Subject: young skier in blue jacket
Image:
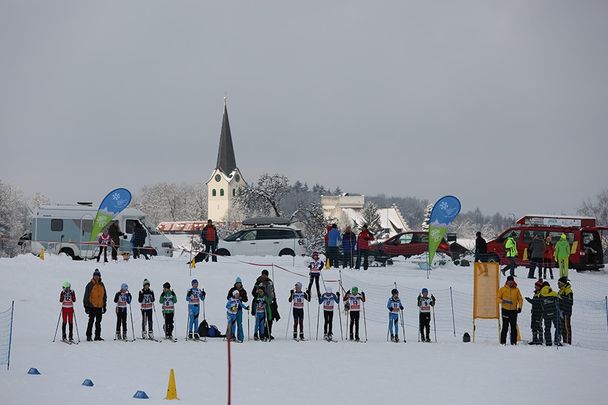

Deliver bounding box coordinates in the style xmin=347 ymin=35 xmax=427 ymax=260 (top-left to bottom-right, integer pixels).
xmin=226 ymin=290 xmax=248 ymax=342
xmin=387 ymin=288 xmax=404 ymax=342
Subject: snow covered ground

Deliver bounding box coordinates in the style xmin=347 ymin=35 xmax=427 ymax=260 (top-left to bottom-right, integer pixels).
xmin=1 ymin=253 xmax=607 ymax=404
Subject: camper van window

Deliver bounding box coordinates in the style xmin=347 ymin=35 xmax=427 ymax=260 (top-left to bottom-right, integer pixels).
xmin=141 ymin=218 xmax=160 ymax=235
xmin=499 ymin=230 xmax=520 ymax=242
xmin=548 ymin=232 xmax=574 ymax=244
xmin=523 ymin=230 xmax=545 ymax=244
xmin=126 ymin=220 xmax=138 ymax=234
xmin=81 ymin=220 xmax=93 ymax=233
xmin=51 ymin=219 xmax=63 ymax=232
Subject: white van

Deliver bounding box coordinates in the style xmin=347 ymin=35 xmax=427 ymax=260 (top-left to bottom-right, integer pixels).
xmin=30 ymin=204 xmax=173 ymax=259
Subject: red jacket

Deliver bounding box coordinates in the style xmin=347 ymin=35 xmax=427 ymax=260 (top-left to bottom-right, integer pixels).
xmin=543 ymin=241 xmax=554 ymax=260
xmin=357 ymin=230 xmax=374 ymax=250
xmin=201 ymin=225 xmax=218 ymax=243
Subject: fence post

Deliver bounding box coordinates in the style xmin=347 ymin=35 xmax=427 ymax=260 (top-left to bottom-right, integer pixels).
xmin=605 ymin=296 xmax=608 ymax=338
xmin=450 ymin=287 xmax=456 ymax=336
xmin=7 ymin=301 xmax=14 ymax=370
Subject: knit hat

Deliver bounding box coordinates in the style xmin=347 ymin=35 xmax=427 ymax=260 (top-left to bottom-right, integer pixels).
xmin=351 ymin=287 xmax=358 ymax=294
xmin=534 ymin=280 xmax=543 ymax=290
xmin=121 ymin=283 xmax=128 ymax=291
xmin=62 ymin=281 xmax=70 ymax=289
xmin=421 ymin=288 xmax=428 ymax=294
xmin=191 ymin=279 xmax=198 ymax=285
xmin=506 ymin=275 xmax=515 ymax=282
xmin=232 ymin=290 xmax=240 ymax=297
xmin=235 ymin=277 xmax=242 ymax=284
xmin=163 ymin=282 xmax=170 ymax=289
xmin=93 ymin=269 xmax=101 ymax=277
xmin=391 ymin=288 xmax=398 ymax=295
xmin=326 ymin=287 xmax=333 ymax=294
xmin=558 ymin=277 xmax=569 ymax=284
xmin=143 ymin=279 xmax=150 ymax=286
xmin=295 ymin=282 xmax=302 ymax=289
xmin=261 ymin=269 xmax=269 ymax=276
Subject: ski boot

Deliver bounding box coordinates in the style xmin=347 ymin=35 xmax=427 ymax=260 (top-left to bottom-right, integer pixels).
xmin=328 ymin=333 xmax=333 ymax=341
xmin=323 ymin=333 xmax=328 ymax=340
xmin=142 ymin=331 xmax=148 ymax=339
xmin=390 ymin=334 xmax=395 ymax=342
xmin=425 ymin=337 xmax=431 ymax=343
xmin=355 ymin=335 xmax=360 ymax=342
xmin=123 ymin=332 xmax=128 ymax=341
xmin=299 ymin=333 xmax=305 ymax=341
xmin=86 ymin=336 xmax=93 ymax=342
xmin=394 ymin=335 xmax=400 ymax=343
xmin=293 ymin=333 xmax=298 ymax=341
xmin=254 ymin=335 xmax=259 ymax=341
xmin=194 ymin=333 xmax=200 ymax=341
xmin=350 ymin=334 xmax=354 ymax=341
xmin=115 ymin=332 xmax=122 ymax=340
xmin=148 ymin=331 xmax=154 ymax=340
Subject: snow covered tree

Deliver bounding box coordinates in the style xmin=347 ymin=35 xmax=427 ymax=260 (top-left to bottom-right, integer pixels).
xmin=359 ymin=202 xmax=382 ymax=234
xmin=0 ymin=181 xmax=29 ymax=257
xmin=421 ymin=203 xmax=433 ymax=230
xmin=291 ymin=202 xmax=326 ymax=254
xmin=234 ymin=173 xmax=290 ymax=217
xmin=133 ymin=182 xmax=207 ymax=225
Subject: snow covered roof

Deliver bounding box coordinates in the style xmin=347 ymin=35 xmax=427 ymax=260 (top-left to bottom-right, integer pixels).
xmin=337 ymin=206 xmax=409 ymax=236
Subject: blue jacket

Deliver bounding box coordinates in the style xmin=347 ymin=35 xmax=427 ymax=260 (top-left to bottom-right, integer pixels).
xmin=387 ymin=297 xmax=404 ymax=313
xmin=342 ymin=232 xmax=357 ymax=253
xmin=327 ymin=228 xmax=341 ymax=248
xmin=226 ymin=298 xmax=247 ymax=315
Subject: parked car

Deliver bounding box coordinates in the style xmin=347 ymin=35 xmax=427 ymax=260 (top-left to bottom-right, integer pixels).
xmin=486 ymin=214 xmax=607 ymax=271
xmin=370 ymin=231 xmax=451 ymax=263
xmin=215 ymin=226 xmax=306 ymax=257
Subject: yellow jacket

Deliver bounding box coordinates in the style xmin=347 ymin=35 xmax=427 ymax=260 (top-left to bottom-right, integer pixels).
xmin=497 ymin=284 xmax=523 ymax=311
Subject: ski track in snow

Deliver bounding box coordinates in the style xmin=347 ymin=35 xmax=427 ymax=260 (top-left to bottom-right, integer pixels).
xmin=1 ymin=254 xmax=607 ymax=405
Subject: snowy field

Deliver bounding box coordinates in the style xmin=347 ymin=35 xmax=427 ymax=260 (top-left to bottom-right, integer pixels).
xmin=1 ymin=253 xmax=608 ymax=405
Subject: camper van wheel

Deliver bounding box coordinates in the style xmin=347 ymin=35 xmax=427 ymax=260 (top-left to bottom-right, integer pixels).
xmin=59 ymin=248 xmax=75 ymax=259
xmin=279 ymin=248 xmax=295 ymax=257
xmin=215 ymin=249 xmax=230 ymax=256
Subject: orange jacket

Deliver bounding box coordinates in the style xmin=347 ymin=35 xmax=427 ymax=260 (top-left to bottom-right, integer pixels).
xmin=84 ymin=278 xmax=107 ymax=309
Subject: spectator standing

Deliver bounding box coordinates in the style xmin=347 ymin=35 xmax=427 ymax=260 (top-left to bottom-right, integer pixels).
xmin=201 ymin=219 xmax=218 ymax=262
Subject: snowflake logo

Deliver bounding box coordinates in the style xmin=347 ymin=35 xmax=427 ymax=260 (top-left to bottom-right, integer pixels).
xmin=430 ymin=228 xmax=442 ymax=241
xmin=439 ymin=201 xmax=449 ymax=211
xmin=112 ymin=193 xmax=122 ymax=201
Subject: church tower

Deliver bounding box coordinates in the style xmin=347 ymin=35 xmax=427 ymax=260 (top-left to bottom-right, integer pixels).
xmin=207 ymin=99 xmax=245 ymax=221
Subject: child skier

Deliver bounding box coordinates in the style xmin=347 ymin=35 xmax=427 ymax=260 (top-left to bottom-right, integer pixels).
xmin=525 ymin=280 xmax=544 ymax=345
xmin=251 ymin=286 xmax=270 ymax=341
xmin=306 ymin=252 xmax=324 ymax=299
xmin=97 ymin=230 xmax=111 ymax=263
xmin=160 ymin=282 xmax=177 ymax=340
xmin=343 ymin=286 xmax=366 ymax=341
xmin=138 ymin=279 xmax=155 ymax=339
xmin=289 ymin=282 xmax=311 ymax=341
xmin=59 ymin=281 xmax=76 ymax=342
xmin=417 ymin=288 xmax=436 ymax=342
xmin=186 ymin=279 xmax=206 ymax=340
xmin=226 ymin=290 xmax=248 ymax=342
xmin=387 ymin=288 xmax=404 ymax=342
xmin=113 ymin=283 xmax=132 ymax=340
xmin=319 ymin=287 xmax=339 ymax=341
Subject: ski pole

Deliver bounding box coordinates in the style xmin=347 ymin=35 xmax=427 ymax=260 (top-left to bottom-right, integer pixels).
xmin=337 ymin=291 xmax=343 ymax=341
xmin=362 ymin=298 xmax=368 ymax=342
xmin=307 ymin=300 xmax=312 ymax=341
xmin=285 ymin=300 xmax=293 ymax=339
xmin=400 ymin=308 xmax=407 ymax=343
xmin=52 ymin=309 xmax=61 ymax=342
xmin=247 ymin=308 xmax=250 ymax=341
xmin=128 ymin=301 xmax=136 ymax=341
xmin=74 ymin=309 xmax=81 ymax=343
xmin=316 ymin=299 xmax=320 ymax=340
xmin=432 ymin=305 xmax=437 ymax=343
xmin=153 ymin=303 xmax=161 ymax=338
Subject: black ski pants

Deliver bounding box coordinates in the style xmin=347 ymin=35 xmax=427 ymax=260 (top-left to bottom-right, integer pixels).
xmin=86 ymin=307 xmax=103 ymax=339
xmin=500 ymin=308 xmax=518 ymax=345
xmin=141 ymin=309 xmax=153 ymax=333
xmin=419 ymin=312 xmax=431 ymax=340
xmin=293 ymin=308 xmax=304 ymax=335
xmin=116 ymin=308 xmax=127 ymax=334
xmin=355 ymin=249 xmax=369 ymax=270
xmin=307 ymin=274 xmax=321 ymax=298
xmin=349 ymin=311 xmax=360 ymax=339
xmin=323 ymin=310 xmax=334 ymax=335
xmin=528 ymin=258 xmax=543 ymax=278
xmin=543 ymin=313 xmax=559 ymax=345
xmin=164 ymin=312 xmax=174 ymax=336
xmin=204 ymin=242 xmax=217 ymax=262
xmin=96 ymin=246 xmax=108 ymax=262
xmin=531 ymin=314 xmax=543 ymax=343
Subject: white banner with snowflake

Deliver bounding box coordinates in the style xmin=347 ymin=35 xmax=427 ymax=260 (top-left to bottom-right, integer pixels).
xmin=428 ymin=195 xmax=461 ymax=266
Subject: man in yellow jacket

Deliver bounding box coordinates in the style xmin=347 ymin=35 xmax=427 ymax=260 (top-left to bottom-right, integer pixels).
xmin=501 ymin=232 xmax=518 ymax=277
xmin=497 ymin=275 xmax=523 ymax=345
xmin=554 ymin=234 xmax=571 ymax=278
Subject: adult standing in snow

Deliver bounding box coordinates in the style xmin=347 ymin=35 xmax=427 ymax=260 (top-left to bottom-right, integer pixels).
xmin=131 ymin=222 xmax=149 ymax=260
xmin=558 ymin=277 xmax=573 ymax=345
xmin=341 ymin=226 xmax=357 ymax=269
xmin=83 ymin=269 xmax=107 ymax=341
xmin=474 ymin=231 xmax=487 ymax=262
xmin=525 ymin=280 xmax=544 ymax=345
xmin=355 ymin=225 xmax=375 ymax=270
xmin=326 ymin=224 xmax=341 ymax=268
xmin=201 ymin=219 xmax=218 ymax=262
xmin=543 ymin=235 xmax=555 ymax=279
xmin=497 ymin=275 xmax=522 ymax=345
xmin=539 ymin=281 xmax=560 ymax=346
xmin=554 ymin=233 xmax=571 ymax=278
xmin=108 ymin=221 xmax=124 ymax=261
xmin=227 ymin=277 xmax=248 ymax=342
xmin=527 ymin=234 xmax=545 ymax=279
xmin=252 ymin=269 xmax=279 ymax=340
xmin=501 ymin=232 xmax=518 ymax=277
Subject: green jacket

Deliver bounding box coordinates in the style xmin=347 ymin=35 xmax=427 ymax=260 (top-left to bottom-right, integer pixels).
xmin=554 ymin=236 xmax=570 ymax=260
xmin=159 ymin=290 xmax=177 ymax=314
xmin=505 ymin=237 xmax=518 ymax=258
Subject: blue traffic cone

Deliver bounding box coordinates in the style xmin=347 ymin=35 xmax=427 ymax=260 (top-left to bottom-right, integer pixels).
xmin=133 ymin=390 xmax=149 ymax=399
xmin=27 ymin=368 xmax=41 ymax=375
xmin=82 ymin=379 xmax=94 ymax=387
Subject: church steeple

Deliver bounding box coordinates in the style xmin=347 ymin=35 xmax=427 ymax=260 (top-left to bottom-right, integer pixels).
xmin=216 ymin=98 xmax=237 ymax=175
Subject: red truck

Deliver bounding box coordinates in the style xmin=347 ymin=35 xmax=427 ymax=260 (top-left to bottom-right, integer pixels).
xmin=486 ymin=215 xmax=607 ymax=271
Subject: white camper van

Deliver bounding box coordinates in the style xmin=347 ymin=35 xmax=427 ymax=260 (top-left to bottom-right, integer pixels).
xmin=30 ymin=203 xmax=173 ymax=259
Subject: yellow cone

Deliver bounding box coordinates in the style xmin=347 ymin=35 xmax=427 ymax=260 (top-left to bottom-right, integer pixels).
xmin=191 ymin=259 xmax=196 ymax=269
xmin=325 ymin=258 xmax=330 ymax=269
xmin=38 ymin=248 xmax=45 ymax=260
xmin=523 ymin=248 xmax=528 ymax=262
xmin=165 ymin=368 xmax=179 ymax=400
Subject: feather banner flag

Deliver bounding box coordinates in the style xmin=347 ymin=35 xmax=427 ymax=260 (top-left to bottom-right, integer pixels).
xmin=89 ymin=188 xmax=132 ymax=242
xmin=427 ymin=195 xmax=461 ymax=270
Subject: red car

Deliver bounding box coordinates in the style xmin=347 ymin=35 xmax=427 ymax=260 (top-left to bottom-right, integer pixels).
xmin=371 ymin=231 xmax=451 ymax=262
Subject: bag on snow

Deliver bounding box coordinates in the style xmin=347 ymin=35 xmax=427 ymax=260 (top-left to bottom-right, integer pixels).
xmin=207 ymin=324 xmax=224 ymax=338
xmin=463 ymin=332 xmax=471 ymax=343
xmin=198 ymin=320 xmax=209 ymax=338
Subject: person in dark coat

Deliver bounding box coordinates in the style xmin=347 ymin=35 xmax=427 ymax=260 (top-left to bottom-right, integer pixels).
xmin=107 ymin=221 xmax=124 ymax=261
xmin=539 ymin=282 xmax=561 ymax=346
xmin=341 ymin=226 xmax=357 ymax=269
xmin=558 ymin=277 xmax=573 ymax=345
xmin=251 ymin=269 xmax=280 ymax=340
xmin=131 ymin=222 xmax=149 ymax=260
xmin=201 ymin=219 xmax=218 ymax=262
xmin=525 ymin=279 xmax=544 ymax=345
xmin=474 ymin=231 xmax=487 ymax=262
xmin=83 ymin=269 xmax=107 ymax=341
xmin=527 ymin=234 xmax=545 ymax=278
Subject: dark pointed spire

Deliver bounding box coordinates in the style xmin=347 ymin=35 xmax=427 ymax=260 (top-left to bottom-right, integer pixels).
xmin=216 ymin=98 xmax=237 ymax=175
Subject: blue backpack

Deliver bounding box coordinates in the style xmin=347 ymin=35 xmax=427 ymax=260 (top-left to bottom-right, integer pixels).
xmin=207 ymin=324 xmax=223 ymax=338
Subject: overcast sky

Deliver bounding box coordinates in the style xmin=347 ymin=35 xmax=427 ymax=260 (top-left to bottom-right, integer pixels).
xmin=1 ymin=0 xmax=606 ymax=216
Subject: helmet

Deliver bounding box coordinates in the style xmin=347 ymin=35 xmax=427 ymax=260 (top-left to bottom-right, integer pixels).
xmin=391 ymin=288 xmax=398 ymax=295
xmin=163 ymin=282 xmax=170 ymax=289
xmin=191 ymin=279 xmax=198 ymax=285
xmin=421 ymin=288 xmax=428 ymax=294
xmin=121 ymin=283 xmax=128 ymax=291
xmin=62 ymin=281 xmax=70 ymax=289
xmin=295 ymin=282 xmax=302 ymax=289
xmin=351 ymin=287 xmax=358 ymax=294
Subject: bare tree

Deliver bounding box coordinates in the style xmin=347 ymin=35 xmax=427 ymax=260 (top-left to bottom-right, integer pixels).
xmin=291 ymin=202 xmax=326 ymax=254
xmin=234 ymin=173 xmax=290 ymax=217
xmin=359 ymin=202 xmax=382 ymax=234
